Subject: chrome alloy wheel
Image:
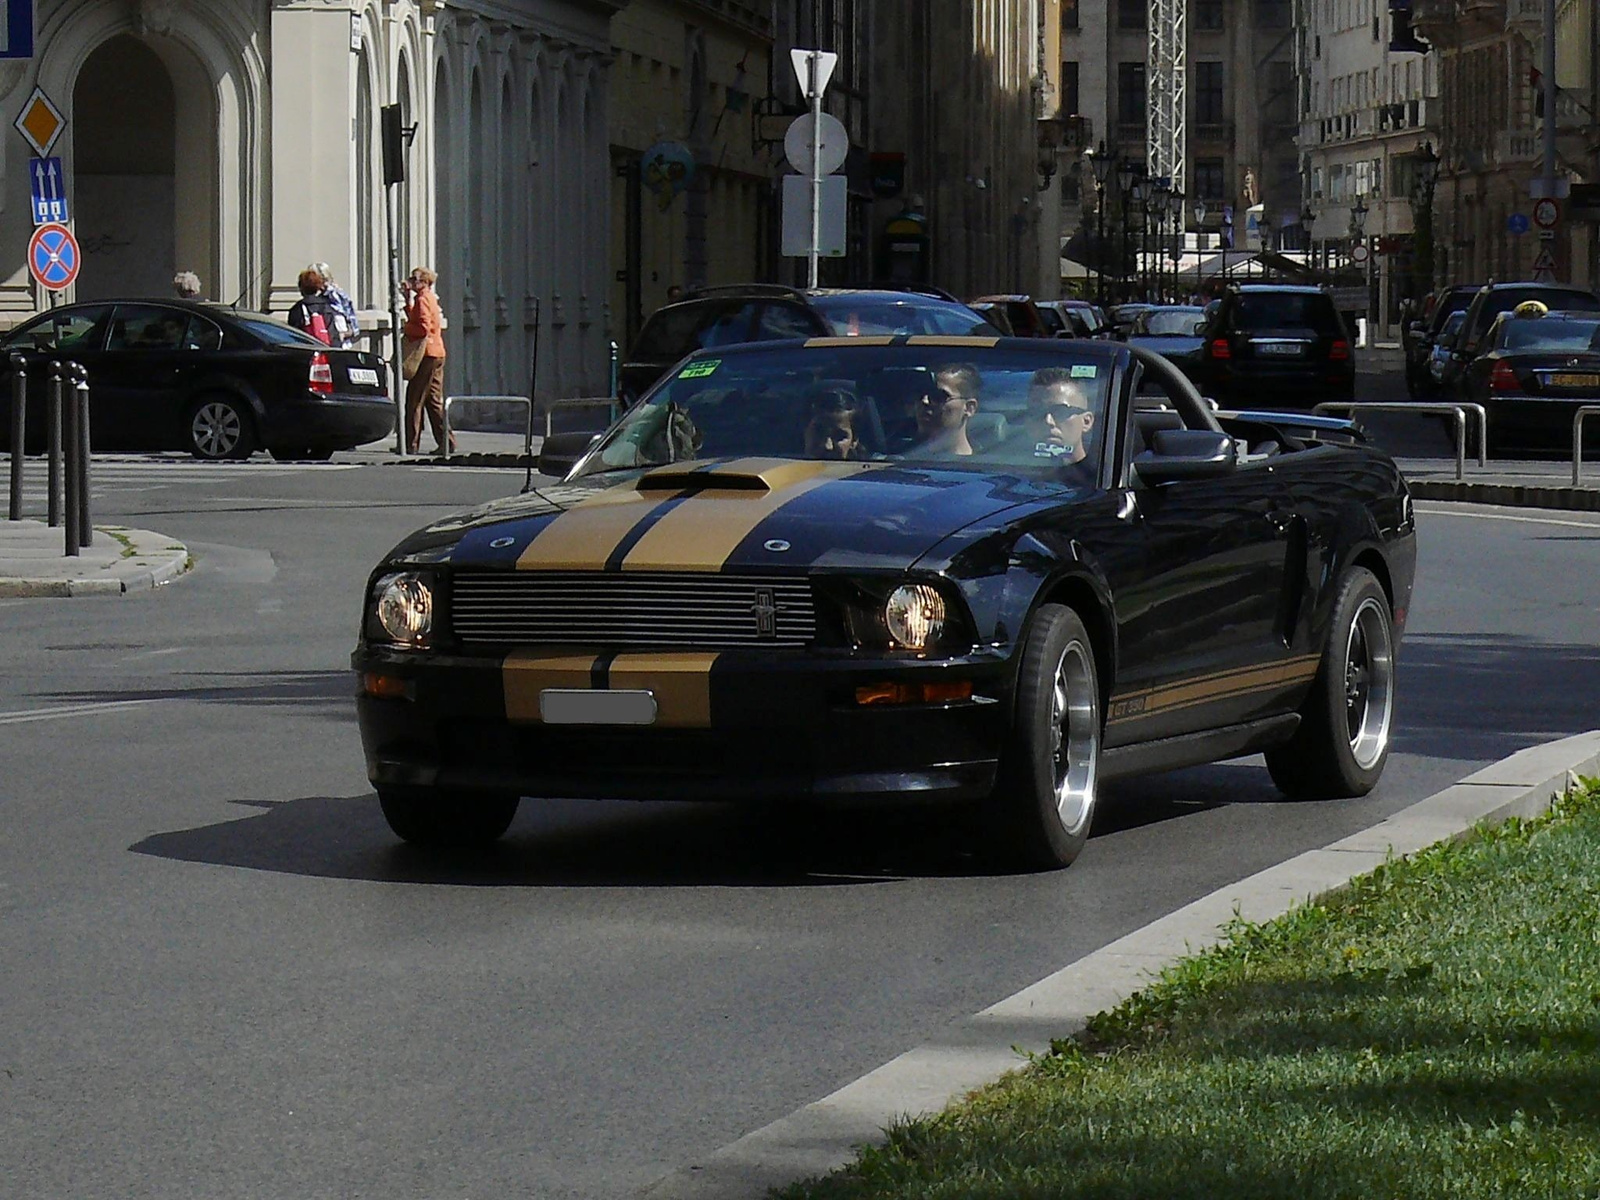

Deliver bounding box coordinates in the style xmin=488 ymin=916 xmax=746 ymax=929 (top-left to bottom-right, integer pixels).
xmin=1344 ymin=595 xmax=1395 ymax=770
xmin=1048 ymin=641 xmax=1099 ymax=836
xmin=192 ymin=402 xmax=242 ymax=457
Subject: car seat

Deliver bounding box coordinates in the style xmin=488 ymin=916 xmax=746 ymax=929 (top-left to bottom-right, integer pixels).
xmin=967 ymin=412 xmax=1010 ymax=454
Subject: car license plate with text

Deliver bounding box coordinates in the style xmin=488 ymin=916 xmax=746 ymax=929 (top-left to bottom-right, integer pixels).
xmin=349 ymin=367 xmax=381 ymax=387
xmin=1549 ymin=372 xmax=1600 ymax=389
xmin=540 ymin=689 xmax=657 ymax=726
xmin=1256 ymin=342 xmax=1303 ymax=356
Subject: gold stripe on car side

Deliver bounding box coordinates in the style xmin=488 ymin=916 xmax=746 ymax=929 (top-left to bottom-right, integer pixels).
xmin=608 ymin=652 xmax=721 ymax=728
xmin=905 ymin=335 xmax=1001 ymax=348
xmin=515 ymin=481 xmax=683 ymax=570
xmin=621 ymin=460 xmax=868 ymax=571
xmin=502 ymin=649 xmax=599 ymax=723
xmin=1106 ymin=654 xmax=1321 ymax=724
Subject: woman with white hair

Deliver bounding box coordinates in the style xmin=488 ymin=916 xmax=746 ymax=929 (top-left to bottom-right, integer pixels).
xmin=309 ymin=261 xmax=359 ymax=349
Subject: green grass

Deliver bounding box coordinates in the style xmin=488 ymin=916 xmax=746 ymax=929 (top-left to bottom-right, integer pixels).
xmin=775 ymin=779 xmax=1600 ymax=1200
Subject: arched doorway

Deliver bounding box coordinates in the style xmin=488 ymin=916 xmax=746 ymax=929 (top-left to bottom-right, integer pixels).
xmin=73 ymin=34 xmax=218 ymax=301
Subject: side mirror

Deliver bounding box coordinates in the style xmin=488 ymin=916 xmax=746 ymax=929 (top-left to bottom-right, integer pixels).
xmin=1133 ymin=429 xmax=1238 ymax=484
xmin=537 ymin=430 xmax=601 ymax=479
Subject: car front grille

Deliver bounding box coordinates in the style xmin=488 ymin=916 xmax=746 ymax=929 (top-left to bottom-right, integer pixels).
xmin=448 ymin=570 xmax=817 ymax=648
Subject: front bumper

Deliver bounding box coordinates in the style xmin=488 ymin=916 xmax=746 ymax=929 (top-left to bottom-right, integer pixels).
xmin=352 ymin=644 xmax=1013 ymax=804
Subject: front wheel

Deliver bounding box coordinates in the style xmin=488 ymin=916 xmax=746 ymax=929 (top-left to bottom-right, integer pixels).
xmin=187 ymin=395 xmax=257 ymax=460
xmin=1266 ymin=567 xmax=1395 ymax=800
xmin=992 ymin=604 xmax=1102 ymax=870
xmin=377 ymin=787 xmax=520 ymax=848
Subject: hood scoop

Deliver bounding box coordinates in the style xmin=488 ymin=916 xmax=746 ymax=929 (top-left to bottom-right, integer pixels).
xmin=635 ymin=459 xmax=845 ymax=494
xmin=636 ymin=469 xmax=771 ymax=493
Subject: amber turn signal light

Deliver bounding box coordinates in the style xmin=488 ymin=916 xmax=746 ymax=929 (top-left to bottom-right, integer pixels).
xmin=854 ymin=680 xmax=973 ymax=706
xmin=361 ymin=672 xmax=413 ymax=700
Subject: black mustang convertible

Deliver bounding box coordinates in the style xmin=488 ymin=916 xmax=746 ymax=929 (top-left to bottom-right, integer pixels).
xmin=354 ymin=337 xmax=1416 ymax=869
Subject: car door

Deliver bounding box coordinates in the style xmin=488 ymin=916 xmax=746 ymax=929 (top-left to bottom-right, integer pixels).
xmin=94 ymin=304 xmax=205 ymax=449
xmin=1101 ymin=379 xmax=1305 ymax=744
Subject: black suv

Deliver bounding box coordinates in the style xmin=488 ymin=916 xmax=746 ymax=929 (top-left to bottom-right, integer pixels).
xmin=1440 ymin=282 xmax=1600 ymax=404
xmin=1195 ymin=284 xmax=1355 ymax=407
xmin=618 ymin=285 xmax=992 ymax=401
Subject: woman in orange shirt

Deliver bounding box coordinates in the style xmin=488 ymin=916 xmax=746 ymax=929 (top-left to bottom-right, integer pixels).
xmin=402 ymin=266 xmax=453 ymax=454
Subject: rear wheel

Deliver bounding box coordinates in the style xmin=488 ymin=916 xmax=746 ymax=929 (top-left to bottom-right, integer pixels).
xmin=377 ymin=786 xmax=520 ymax=848
xmin=1266 ymin=567 xmax=1395 ymax=800
xmin=187 ymin=395 xmax=257 ymax=460
xmin=991 ymin=604 xmax=1102 ymax=870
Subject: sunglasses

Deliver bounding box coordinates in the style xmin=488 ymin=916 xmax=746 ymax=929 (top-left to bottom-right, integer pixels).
xmin=1030 ymin=402 xmax=1089 ymax=419
xmin=918 ymin=388 xmax=970 ymax=406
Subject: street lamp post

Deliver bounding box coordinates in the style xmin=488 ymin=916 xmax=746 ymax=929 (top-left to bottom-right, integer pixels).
xmin=1411 ymin=140 xmax=1440 ymax=293
xmin=1150 ymin=176 xmax=1170 ymax=301
xmin=1350 ymin=195 xmax=1370 ymax=345
xmin=1193 ymin=198 xmax=1208 ymax=292
xmin=1169 ymin=188 xmax=1185 ymax=300
xmin=1302 ymin=204 xmax=1317 ymax=284
xmin=1117 ymin=158 xmax=1137 ymax=304
xmin=1088 ymin=141 xmax=1112 ymax=308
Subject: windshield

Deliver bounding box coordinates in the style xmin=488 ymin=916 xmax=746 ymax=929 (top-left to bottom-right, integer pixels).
xmin=1497 ymin=319 xmax=1600 ymax=353
xmin=1136 ymin=308 xmax=1205 ymax=336
xmin=808 ymin=296 xmax=989 ymax=337
xmin=239 ymin=318 xmax=323 ymax=346
xmin=1232 ymin=293 xmax=1344 ymax=335
xmin=575 ymin=345 xmax=1114 ymax=480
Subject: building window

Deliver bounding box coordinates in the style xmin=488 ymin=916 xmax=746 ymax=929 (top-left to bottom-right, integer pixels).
xmin=1062 ymin=0 xmax=1079 ymax=29
xmin=1194 ymin=159 xmax=1225 ymax=201
xmin=1118 ymin=0 xmax=1146 ymax=29
xmin=1118 ymin=62 xmax=1146 ymax=128
xmin=1256 ymin=0 xmax=1290 ymax=27
xmin=1063 ymin=61 xmax=1080 ymax=116
xmin=1195 ymin=61 xmax=1224 ymax=126
xmin=1196 ymin=0 xmax=1224 ymax=29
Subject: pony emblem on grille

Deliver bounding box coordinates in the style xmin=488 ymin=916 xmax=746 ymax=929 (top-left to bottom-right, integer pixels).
xmin=752 ymin=588 xmax=779 ymax=639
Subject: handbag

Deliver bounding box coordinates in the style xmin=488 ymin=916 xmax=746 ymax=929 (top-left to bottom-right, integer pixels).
xmin=401 ymin=335 xmax=427 ymax=380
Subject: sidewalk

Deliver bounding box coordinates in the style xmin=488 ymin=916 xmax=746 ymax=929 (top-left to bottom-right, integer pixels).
xmin=0 ymin=519 xmax=191 ymax=598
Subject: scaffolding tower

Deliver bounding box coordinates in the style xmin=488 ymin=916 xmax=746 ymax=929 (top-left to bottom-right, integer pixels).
xmin=1146 ymin=0 xmax=1186 ymax=197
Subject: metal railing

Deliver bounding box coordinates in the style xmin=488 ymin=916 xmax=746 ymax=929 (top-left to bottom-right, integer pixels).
xmin=1574 ymin=406 xmax=1600 ymax=486
xmin=1312 ymin=401 xmax=1487 ymax=481
xmin=441 ymin=395 xmax=535 ymax=462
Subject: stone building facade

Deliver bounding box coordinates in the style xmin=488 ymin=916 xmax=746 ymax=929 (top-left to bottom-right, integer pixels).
xmin=1296 ymin=0 xmax=1438 ymax=332
xmin=1411 ymin=0 xmax=1593 ymax=287
xmin=0 ymin=0 xmax=621 ymax=402
xmin=1062 ymin=0 xmax=1298 ymax=272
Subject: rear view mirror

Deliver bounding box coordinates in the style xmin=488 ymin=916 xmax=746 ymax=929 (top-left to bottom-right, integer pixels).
xmin=1133 ymin=429 xmax=1238 ymax=484
xmin=537 ymin=431 xmax=601 ymax=479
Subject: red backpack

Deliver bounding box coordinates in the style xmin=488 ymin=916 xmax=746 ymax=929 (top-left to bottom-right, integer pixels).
xmin=306 ymin=309 xmax=333 ymax=346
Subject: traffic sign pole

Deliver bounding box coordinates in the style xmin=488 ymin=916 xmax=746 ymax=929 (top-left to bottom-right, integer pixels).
xmin=809 ymin=60 xmax=822 ymax=287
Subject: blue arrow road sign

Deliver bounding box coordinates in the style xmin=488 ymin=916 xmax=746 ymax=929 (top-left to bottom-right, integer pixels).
xmin=28 ymin=156 xmax=67 ymax=226
xmin=0 ymin=0 xmax=35 ymax=60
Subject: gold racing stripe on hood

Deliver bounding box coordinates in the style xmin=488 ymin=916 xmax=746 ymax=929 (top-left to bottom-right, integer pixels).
xmin=620 ymin=459 xmax=870 ymax=571
xmin=515 ymin=478 xmax=683 ymax=570
xmin=503 ymin=649 xmax=599 ymax=723
xmin=608 ymin=652 xmax=720 ymax=727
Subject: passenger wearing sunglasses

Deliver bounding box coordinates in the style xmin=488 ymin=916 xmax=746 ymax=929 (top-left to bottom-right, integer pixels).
xmin=912 ymin=362 xmax=981 ymax=456
xmin=1024 ymin=367 xmax=1097 ymax=470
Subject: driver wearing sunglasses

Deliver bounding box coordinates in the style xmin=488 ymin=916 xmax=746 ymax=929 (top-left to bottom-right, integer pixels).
xmin=1025 ymin=367 xmax=1097 ymax=467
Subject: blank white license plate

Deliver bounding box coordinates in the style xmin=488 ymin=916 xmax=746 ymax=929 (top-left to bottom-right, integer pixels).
xmin=540 ymin=688 xmax=657 ymax=726
xmin=349 ymin=367 xmax=381 ymax=386
xmin=1256 ymin=343 xmax=1303 ymax=356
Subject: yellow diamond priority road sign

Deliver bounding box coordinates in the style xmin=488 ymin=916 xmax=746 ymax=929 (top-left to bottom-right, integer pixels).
xmin=13 ymin=86 xmax=64 ymax=159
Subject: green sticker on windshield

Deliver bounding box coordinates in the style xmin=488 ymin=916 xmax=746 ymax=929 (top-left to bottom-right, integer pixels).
xmin=1070 ymin=364 xmax=1097 ymax=378
xmin=678 ymin=359 xmax=722 ymax=379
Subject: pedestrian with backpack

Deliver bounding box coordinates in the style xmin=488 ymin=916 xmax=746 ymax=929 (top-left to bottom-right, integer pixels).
xmin=288 ymin=267 xmax=339 ymax=346
xmin=311 ymin=261 xmax=360 ymax=349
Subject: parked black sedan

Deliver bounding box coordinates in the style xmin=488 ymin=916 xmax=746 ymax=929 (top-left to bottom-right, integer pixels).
xmin=0 ymin=299 xmax=393 ymax=460
xmin=353 ymin=337 xmax=1416 ymax=870
xmin=1457 ymin=311 xmax=1600 ymax=456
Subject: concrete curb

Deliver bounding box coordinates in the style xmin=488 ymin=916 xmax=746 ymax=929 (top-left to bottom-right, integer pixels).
xmin=0 ymin=525 xmax=192 ymax=598
xmin=1409 ymin=478 xmax=1600 ymax=512
xmin=640 ymin=730 xmax=1600 ymax=1199
xmin=381 ymin=452 xmax=534 ymax=468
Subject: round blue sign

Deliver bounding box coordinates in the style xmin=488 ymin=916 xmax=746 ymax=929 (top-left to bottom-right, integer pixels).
xmin=1507 ymin=213 xmax=1531 ymax=235
xmin=27 ymin=222 xmax=79 ymax=290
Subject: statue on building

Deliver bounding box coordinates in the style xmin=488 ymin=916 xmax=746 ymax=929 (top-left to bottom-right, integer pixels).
xmin=1241 ymin=167 xmax=1260 ymax=207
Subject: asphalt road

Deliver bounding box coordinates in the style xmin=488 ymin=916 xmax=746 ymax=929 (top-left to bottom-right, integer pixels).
xmin=2 ymin=379 xmax=1598 ymax=1199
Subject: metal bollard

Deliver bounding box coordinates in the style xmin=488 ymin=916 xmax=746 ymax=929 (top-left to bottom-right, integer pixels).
xmin=62 ymin=362 xmax=78 ymax=556
xmin=72 ymin=363 xmax=90 ymax=547
xmin=7 ymin=352 xmax=24 ymax=521
xmin=46 ymin=362 xmax=62 ymax=528
xmin=609 ymin=340 xmax=620 ymax=398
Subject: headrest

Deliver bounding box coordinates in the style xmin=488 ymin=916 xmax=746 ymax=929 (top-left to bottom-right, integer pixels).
xmin=968 ymin=412 xmax=1009 ymax=451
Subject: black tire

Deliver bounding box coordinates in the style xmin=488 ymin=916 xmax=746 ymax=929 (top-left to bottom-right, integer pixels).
xmin=377 ymin=786 xmax=520 ymax=849
xmin=186 ymin=395 xmax=257 ymax=460
xmin=992 ymin=604 xmax=1102 ymax=870
xmin=1266 ymin=567 xmax=1395 ymax=800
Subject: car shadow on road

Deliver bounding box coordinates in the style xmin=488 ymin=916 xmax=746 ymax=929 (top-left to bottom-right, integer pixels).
xmin=39 ymin=670 xmax=355 ymax=716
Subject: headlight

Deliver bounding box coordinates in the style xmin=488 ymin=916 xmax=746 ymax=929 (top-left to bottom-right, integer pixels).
xmin=369 ymin=571 xmax=434 ymax=648
xmin=885 ymin=584 xmax=946 ymax=651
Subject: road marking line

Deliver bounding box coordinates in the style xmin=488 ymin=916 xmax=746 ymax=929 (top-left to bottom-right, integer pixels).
xmin=1414 ymin=504 xmax=1600 ymax=530
xmin=0 ymin=699 xmax=168 ymax=726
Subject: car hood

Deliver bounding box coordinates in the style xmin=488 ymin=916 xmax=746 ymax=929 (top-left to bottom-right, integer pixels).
xmin=387 ymin=458 xmax=1075 ymax=574
xmin=1127 ymin=334 xmax=1204 ymax=358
